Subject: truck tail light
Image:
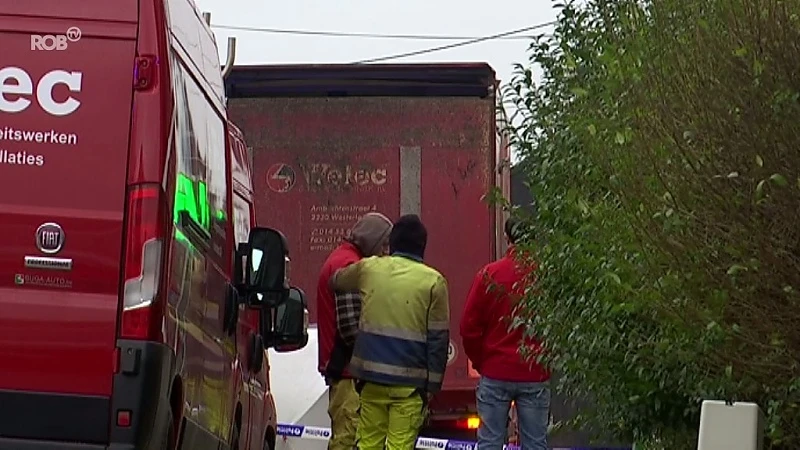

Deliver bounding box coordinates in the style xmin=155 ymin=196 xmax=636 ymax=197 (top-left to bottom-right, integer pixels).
xmin=456 ymin=416 xmax=481 ymax=430
xmin=432 ymin=415 xmax=482 ymax=431
xmin=120 ymin=184 xmax=166 ymax=340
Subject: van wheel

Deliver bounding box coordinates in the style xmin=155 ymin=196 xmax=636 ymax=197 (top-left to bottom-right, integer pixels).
xmin=162 ymin=409 xmax=176 ymax=450
xmin=263 ymin=435 xmax=271 ymax=450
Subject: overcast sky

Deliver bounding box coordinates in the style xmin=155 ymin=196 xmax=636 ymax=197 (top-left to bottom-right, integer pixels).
xmin=195 ymin=0 xmax=557 ymax=88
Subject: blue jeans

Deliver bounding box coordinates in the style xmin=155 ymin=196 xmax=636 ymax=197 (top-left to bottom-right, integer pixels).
xmin=476 ymin=376 xmax=550 ymax=450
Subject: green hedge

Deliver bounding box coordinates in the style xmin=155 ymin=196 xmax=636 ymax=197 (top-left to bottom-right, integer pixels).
xmin=503 ymin=0 xmax=800 ymax=448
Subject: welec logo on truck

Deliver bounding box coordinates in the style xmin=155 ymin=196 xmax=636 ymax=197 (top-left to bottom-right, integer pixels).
xmin=301 ymin=163 xmax=388 ymax=190
xmin=266 ymin=163 xmax=297 ymax=193
xmin=266 ymin=162 xmax=388 ymax=192
xmin=0 ymin=67 xmax=82 ymax=116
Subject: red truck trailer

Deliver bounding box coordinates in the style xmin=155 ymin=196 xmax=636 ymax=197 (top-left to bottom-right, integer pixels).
xmin=225 ymin=63 xmax=510 ymax=441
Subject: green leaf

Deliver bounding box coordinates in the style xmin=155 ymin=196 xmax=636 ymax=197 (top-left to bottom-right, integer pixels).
xmin=571 ymin=87 xmax=589 ymax=97
xmin=756 ymin=155 xmax=764 ymax=167
xmin=727 ymin=264 xmax=748 ymax=276
xmin=755 ymin=179 xmax=766 ymax=200
xmin=615 ymin=132 xmax=625 ymax=145
xmin=769 ymin=173 xmax=788 ymax=186
xmin=565 ymin=53 xmax=577 ymax=69
xmin=587 ymin=124 xmax=597 ymax=136
xmin=605 ymin=272 xmax=622 ymax=285
xmin=754 ymin=59 xmax=764 ymax=76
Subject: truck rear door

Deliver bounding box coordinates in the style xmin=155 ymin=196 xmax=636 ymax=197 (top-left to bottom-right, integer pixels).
xmin=0 ymin=3 xmax=138 ymax=404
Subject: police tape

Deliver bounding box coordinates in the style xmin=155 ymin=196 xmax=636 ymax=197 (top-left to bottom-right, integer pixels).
xmin=276 ymin=423 xmax=630 ymax=450
xmin=276 ymin=423 xmax=505 ymax=450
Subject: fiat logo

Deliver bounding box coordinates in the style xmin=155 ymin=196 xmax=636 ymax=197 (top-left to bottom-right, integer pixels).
xmin=36 ymin=222 xmax=65 ymax=254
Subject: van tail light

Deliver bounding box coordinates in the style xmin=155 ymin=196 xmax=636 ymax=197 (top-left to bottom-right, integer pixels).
xmin=120 ymin=184 xmax=166 ymax=340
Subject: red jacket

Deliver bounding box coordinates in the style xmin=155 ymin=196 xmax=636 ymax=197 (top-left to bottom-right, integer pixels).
xmin=459 ymin=246 xmax=550 ymax=382
xmin=317 ymin=242 xmax=361 ymax=378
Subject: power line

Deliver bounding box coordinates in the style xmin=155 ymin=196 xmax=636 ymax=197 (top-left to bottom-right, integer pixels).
xmin=210 ymin=24 xmax=547 ymax=41
xmin=351 ymin=22 xmax=556 ymax=64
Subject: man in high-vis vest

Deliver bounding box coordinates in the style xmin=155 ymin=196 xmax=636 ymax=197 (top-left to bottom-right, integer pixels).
xmin=317 ymin=212 xmax=393 ymax=450
xmin=330 ymin=214 xmax=450 ymax=450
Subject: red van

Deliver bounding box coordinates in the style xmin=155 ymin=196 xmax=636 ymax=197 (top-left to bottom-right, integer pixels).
xmin=0 ymin=1 xmax=307 ymax=449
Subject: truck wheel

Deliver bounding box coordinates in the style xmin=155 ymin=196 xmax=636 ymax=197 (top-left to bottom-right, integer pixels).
xmin=263 ymin=437 xmax=271 ymax=450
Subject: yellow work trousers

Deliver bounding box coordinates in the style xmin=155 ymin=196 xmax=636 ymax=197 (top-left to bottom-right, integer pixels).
xmin=356 ymin=382 xmax=426 ymax=450
xmin=328 ymin=379 xmax=361 ymax=450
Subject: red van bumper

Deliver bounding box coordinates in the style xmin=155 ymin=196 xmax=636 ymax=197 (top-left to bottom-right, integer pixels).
xmin=0 ymin=341 xmax=175 ymax=450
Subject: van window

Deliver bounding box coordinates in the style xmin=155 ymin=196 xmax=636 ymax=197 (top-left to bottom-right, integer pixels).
xmin=233 ymin=193 xmax=252 ymax=246
xmin=172 ymin=56 xmax=229 ymax=265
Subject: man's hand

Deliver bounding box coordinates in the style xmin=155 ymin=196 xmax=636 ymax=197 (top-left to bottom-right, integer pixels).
xmin=330 ymin=261 xmax=363 ymax=292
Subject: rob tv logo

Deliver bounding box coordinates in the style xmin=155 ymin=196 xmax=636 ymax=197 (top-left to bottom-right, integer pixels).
xmin=31 ymin=27 xmax=81 ymax=51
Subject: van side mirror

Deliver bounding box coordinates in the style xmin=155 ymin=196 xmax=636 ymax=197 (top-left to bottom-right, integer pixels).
xmin=239 ymin=227 xmax=289 ymax=307
xmin=271 ymin=286 xmax=309 ymax=352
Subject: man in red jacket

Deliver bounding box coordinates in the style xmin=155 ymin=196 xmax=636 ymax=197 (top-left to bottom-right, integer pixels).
xmin=459 ymin=217 xmax=551 ymax=450
xmin=317 ymin=212 xmax=393 ymax=450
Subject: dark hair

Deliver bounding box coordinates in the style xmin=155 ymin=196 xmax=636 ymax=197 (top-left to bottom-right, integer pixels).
xmin=504 ymin=216 xmax=526 ymax=244
xmin=389 ymin=214 xmax=428 ymax=258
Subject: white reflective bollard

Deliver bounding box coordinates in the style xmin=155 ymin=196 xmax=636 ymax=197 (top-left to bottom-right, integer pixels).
xmin=697 ymin=400 xmax=763 ymax=450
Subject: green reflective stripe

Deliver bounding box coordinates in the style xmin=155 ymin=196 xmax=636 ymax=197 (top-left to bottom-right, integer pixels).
xmin=427 ymin=372 xmax=444 ymax=383
xmin=428 ymin=321 xmax=449 ymax=331
xmin=351 ymin=356 xmax=429 ymax=379
xmin=361 ymin=323 xmax=426 ymax=342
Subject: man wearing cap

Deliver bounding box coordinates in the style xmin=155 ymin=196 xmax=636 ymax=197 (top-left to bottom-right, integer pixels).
xmin=317 ymin=212 xmax=393 ymax=450
xmin=460 ymin=216 xmax=551 ymax=450
xmin=330 ymin=214 xmax=450 ymax=450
